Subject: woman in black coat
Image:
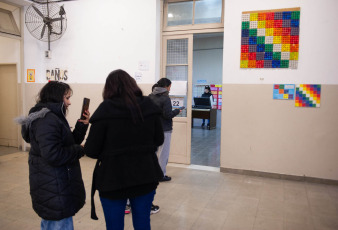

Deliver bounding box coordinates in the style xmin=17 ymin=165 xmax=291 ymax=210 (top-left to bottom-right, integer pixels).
xmin=18 ymin=81 xmax=90 ymax=230
xmin=84 ymin=69 xmax=164 ymax=230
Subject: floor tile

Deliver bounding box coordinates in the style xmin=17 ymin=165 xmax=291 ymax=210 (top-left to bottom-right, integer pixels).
xmin=1 ymin=151 xmax=337 ymax=230
xmin=253 ymin=216 xmax=284 ymax=230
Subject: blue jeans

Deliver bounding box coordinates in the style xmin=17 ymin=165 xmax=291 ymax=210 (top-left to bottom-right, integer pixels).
xmin=202 ymin=119 xmax=210 ymax=125
xmin=100 ymin=190 xmax=155 ymax=230
xmin=41 ymin=217 xmax=73 ymax=230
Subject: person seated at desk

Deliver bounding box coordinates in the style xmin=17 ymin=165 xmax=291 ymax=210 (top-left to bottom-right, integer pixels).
xmin=201 ymin=86 xmax=214 ymax=129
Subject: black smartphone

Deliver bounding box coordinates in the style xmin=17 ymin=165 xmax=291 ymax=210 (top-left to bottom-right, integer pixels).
xmin=80 ymin=98 xmax=90 ymax=120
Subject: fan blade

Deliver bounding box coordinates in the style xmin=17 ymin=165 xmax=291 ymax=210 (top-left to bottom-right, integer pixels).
xmin=50 ymin=17 xmax=63 ymax=22
xmin=32 ymin=5 xmax=46 ymax=20
xmin=41 ymin=24 xmax=46 ymax=39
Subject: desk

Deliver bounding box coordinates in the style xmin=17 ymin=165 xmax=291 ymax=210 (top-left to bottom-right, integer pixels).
xmin=191 ymin=108 xmax=217 ymax=130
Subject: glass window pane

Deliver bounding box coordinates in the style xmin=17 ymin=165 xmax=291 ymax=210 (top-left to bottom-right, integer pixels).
xmin=0 ymin=10 xmax=20 ymax=36
xmin=166 ymin=66 xmax=188 ymax=81
xmin=194 ymin=0 xmax=222 ymax=24
xmin=167 ymin=66 xmax=188 ymax=117
xmin=167 ymin=39 xmax=188 ymax=65
xmin=167 ymin=1 xmax=193 ymax=26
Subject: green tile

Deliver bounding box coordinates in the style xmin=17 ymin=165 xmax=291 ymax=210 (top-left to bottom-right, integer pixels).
xmin=279 ymin=85 xmax=284 ymax=89
xmin=257 ymin=36 xmax=265 ymax=44
xmin=242 ymin=21 xmax=249 ymax=29
xmin=249 ymin=29 xmax=257 ymax=36
xmin=265 ymin=44 xmax=273 ymax=52
xmin=281 ymin=60 xmax=289 ymax=68
xmin=291 ymin=11 xmax=300 ymax=20
xmin=273 ymin=52 xmax=281 ymax=60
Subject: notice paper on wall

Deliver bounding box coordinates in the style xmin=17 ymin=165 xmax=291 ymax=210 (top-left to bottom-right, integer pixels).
xmin=134 ymin=72 xmax=142 ymax=83
xmin=138 ymin=60 xmax=149 ymax=71
xmin=169 ymin=81 xmax=187 ymax=95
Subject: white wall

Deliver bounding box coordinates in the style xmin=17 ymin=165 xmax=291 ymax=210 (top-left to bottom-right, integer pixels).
xmin=193 ymin=36 xmax=223 ymax=85
xmin=24 ymin=0 xmax=161 ymax=84
xmin=223 ymin=0 xmax=338 ymax=85
xmin=221 ymin=0 xmax=338 ymax=181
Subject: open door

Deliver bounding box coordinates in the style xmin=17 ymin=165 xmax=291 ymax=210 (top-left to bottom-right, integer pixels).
xmin=163 ymin=34 xmax=193 ymax=164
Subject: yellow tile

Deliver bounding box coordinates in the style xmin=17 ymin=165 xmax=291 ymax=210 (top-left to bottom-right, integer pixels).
xmin=258 ymin=21 xmax=265 ymax=28
xmin=282 ymin=44 xmax=290 ymax=52
xmin=240 ymin=60 xmax=248 ymax=68
xmin=290 ymin=52 xmax=299 ymax=60
xmin=250 ymin=13 xmax=258 ymax=21
xmin=265 ymin=28 xmax=274 ymax=36
xmin=273 ymin=36 xmax=282 ymax=44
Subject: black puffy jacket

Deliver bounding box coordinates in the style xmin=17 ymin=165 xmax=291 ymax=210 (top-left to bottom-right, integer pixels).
xmin=149 ymin=87 xmax=180 ymax=131
xmin=20 ymin=102 xmax=88 ymax=220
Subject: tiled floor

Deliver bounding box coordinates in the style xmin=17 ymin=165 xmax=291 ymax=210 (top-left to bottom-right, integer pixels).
xmin=0 ymin=146 xmax=20 ymax=157
xmin=1 ymin=152 xmax=338 ymax=230
xmin=191 ymin=110 xmax=221 ymax=167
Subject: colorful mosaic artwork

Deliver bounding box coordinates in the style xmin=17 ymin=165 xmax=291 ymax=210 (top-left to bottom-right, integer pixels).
xmin=240 ymin=8 xmax=300 ymax=69
xmin=273 ymin=84 xmax=295 ymax=100
xmin=295 ymin=84 xmax=321 ymax=107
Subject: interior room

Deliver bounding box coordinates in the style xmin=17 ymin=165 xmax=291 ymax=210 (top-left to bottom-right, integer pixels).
xmin=191 ymin=33 xmax=223 ymax=167
xmin=1 ymin=0 xmax=338 ymax=229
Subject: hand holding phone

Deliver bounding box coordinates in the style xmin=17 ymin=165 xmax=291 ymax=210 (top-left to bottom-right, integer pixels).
xmin=80 ymin=98 xmax=90 ymax=120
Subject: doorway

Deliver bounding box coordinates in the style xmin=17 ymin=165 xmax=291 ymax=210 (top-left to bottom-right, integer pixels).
xmin=191 ymin=33 xmax=223 ymax=167
xmin=0 ymin=64 xmax=18 ymax=148
xmin=162 ymin=0 xmax=224 ymax=167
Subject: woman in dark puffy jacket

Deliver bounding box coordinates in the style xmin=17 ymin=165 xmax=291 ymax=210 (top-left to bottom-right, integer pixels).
xmin=18 ymin=81 xmax=90 ymax=230
xmin=84 ymin=69 xmax=164 ymax=230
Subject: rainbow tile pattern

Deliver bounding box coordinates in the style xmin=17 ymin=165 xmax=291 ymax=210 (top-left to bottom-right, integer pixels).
xmin=273 ymin=84 xmax=295 ymax=100
xmin=240 ymin=10 xmax=300 ymax=69
xmin=295 ymin=84 xmax=321 ymax=107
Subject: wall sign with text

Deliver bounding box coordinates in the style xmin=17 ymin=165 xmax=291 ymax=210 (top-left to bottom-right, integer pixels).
xmin=46 ymin=68 xmax=68 ymax=81
xmin=170 ymin=97 xmax=184 ymax=108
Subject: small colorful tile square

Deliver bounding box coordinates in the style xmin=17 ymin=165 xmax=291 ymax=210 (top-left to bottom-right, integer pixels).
xmin=240 ymin=8 xmax=300 ymax=69
xmin=273 ymin=84 xmax=295 ymax=100
xmin=295 ymin=84 xmax=321 ymax=108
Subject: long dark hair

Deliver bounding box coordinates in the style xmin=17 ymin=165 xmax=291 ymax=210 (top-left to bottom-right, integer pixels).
xmin=103 ymin=69 xmax=143 ymax=123
xmin=37 ymin=81 xmax=72 ymax=114
xmin=37 ymin=81 xmax=72 ymax=104
xmin=157 ymin=78 xmax=171 ymax=88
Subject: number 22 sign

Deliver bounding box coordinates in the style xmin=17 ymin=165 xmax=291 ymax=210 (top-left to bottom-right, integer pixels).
xmin=170 ymin=97 xmax=184 ymax=108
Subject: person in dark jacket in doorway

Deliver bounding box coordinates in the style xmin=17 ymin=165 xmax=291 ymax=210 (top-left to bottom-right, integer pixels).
xmin=84 ymin=69 xmax=164 ymax=230
xmin=149 ymin=78 xmax=180 ymax=182
xmin=201 ymin=85 xmax=214 ymax=129
xmin=16 ymin=81 xmax=90 ymax=230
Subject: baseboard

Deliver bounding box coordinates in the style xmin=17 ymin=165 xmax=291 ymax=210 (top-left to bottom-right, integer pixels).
xmin=220 ymin=167 xmax=338 ymax=186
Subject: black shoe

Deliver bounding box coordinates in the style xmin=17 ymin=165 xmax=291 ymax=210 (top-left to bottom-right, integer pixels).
xmin=151 ymin=204 xmax=160 ymax=214
xmin=160 ymin=175 xmax=171 ymax=182
xmin=201 ymin=123 xmax=205 ymax=127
